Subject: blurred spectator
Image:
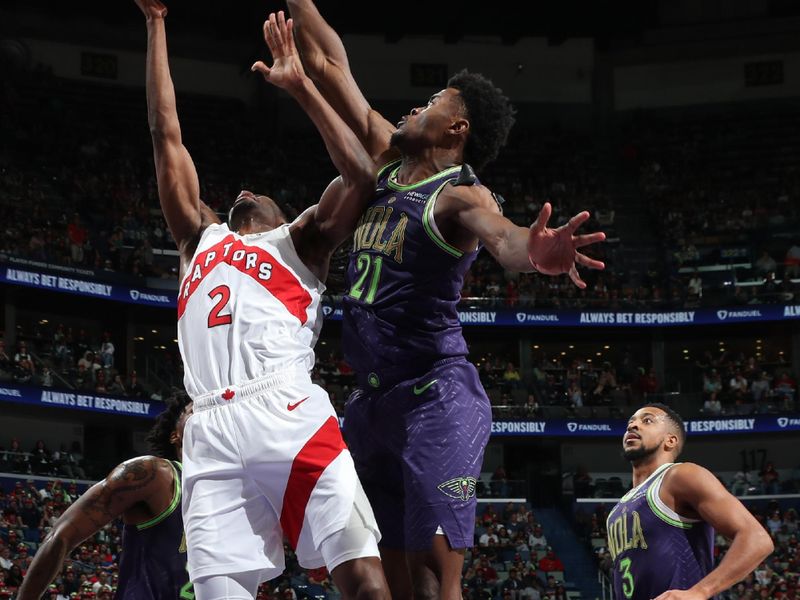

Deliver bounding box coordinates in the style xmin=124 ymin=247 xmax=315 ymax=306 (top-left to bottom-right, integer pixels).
xmin=0 ymin=342 xmax=12 ymax=378
xmin=67 ymin=214 xmax=87 ymax=265
xmin=761 ymin=463 xmax=780 ymax=495
xmin=30 ymin=441 xmax=52 ymax=475
xmin=528 ymin=525 xmax=548 ymax=550
xmin=538 ymin=548 xmax=564 ymax=573
xmin=755 ymin=251 xmax=777 ymax=276
xmin=13 ymin=342 xmax=35 ymax=384
xmin=638 ymin=368 xmax=659 ymax=396
xmin=99 ymin=333 xmax=114 ymax=369
xmin=785 ymin=244 xmax=800 ymax=279
xmin=688 ymin=271 xmax=703 ymax=301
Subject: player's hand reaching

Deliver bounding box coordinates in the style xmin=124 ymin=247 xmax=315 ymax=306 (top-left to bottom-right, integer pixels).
xmin=251 ymin=11 xmax=307 ymax=95
xmin=134 ymin=0 xmax=167 ymax=20
xmin=526 ymin=201 xmax=606 ymax=289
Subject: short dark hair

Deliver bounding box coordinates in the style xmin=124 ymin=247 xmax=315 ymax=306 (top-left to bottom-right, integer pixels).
xmin=145 ymin=394 xmax=190 ymax=461
xmin=642 ymin=402 xmax=686 ymax=455
xmin=447 ymin=69 xmax=516 ymax=171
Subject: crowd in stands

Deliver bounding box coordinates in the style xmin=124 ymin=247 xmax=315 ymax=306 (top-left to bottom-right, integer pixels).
xmin=628 ymin=106 xmax=800 ymax=309
xmin=463 ymin=502 xmax=571 ymax=600
xmin=0 ymin=441 xmax=86 ymax=480
xmin=3 ymin=311 xmax=797 ymax=423
xmin=698 ymin=350 xmax=797 ymax=416
xmin=0 ymin=324 xmax=151 ymax=402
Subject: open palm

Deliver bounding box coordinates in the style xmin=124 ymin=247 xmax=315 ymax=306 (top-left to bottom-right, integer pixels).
xmin=251 ymin=11 xmax=305 ymax=93
xmin=527 ymin=202 xmax=606 ymax=289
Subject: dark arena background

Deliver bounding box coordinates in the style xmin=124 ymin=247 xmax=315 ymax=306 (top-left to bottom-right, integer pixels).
xmin=1 ymin=0 xmax=800 ymax=599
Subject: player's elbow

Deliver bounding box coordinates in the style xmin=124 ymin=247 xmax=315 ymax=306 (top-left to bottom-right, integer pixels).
xmin=40 ymin=526 xmax=71 ymax=558
xmin=340 ymin=159 xmax=376 ymax=197
xmin=149 ymin=123 xmax=181 ymax=147
xmin=755 ymin=528 xmax=775 ymax=559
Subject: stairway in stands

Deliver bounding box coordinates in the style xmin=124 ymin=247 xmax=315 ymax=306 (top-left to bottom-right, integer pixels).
xmin=537 ymin=507 xmax=603 ymax=599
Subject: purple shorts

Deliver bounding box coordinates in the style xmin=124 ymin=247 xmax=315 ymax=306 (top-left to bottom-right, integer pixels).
xmin=343 ymin=358 xmax=491 ymax=551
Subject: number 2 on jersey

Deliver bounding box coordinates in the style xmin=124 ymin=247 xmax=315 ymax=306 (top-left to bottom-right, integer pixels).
xmin=207 ymin=285 xmax=232 ymax=328
xmin=348 ymin=253 xmax=383 ymax=304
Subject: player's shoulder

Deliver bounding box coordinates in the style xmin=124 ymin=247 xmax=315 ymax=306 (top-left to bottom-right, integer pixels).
xmin=663 ymin=462 xmax=721 ymax=494
xmin=439 ymin=180 xmax=500 ymax=213
xmin=104 ymin=455 xmax=174 ymax=490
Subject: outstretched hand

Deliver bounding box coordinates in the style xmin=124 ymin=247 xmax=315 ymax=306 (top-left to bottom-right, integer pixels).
xmin=134 ymin=0 xmax=167 ymax=20
xmin=526 ymin=202 xmax=606 ymax=289
xmin=251 ymin=11 xmax=307 ymax=94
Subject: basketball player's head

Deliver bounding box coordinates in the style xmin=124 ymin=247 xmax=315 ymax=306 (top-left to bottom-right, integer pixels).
xmin=623 ymin=403 xmax=686 ymax=464
xmin=146 ymin=394 xmax=193 ymax=462
xmin=391 ymin=69 xmax=516 ymax=171
xmin=227 ymin=190 xmax=288 ymax=233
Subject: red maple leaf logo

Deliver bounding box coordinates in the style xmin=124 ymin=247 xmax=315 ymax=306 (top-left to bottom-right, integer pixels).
xmin=221 ymin=389 xmax=235 ymax=401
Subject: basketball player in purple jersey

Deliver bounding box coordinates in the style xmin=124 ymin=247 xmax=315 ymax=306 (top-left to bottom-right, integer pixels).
xmin=17 ymin=398 xmax=194 ymax=600
xmin=609 ymin=404 xmax=773 ymax=600
xmin=286 ymin=3 xmax=607 ymax=598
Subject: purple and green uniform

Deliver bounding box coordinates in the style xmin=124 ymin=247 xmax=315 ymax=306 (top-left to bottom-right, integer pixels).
xmin=116 ymin=461 xmax=192 ymax=600
xmin=342 ymin=160 xmax=493 ymax=551
xmin=606 ymin=463 xmax=715 ymax=600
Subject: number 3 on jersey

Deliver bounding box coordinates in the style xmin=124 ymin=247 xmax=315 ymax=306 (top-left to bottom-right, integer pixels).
xmin=349 ymin=253 xmax=383 ymax=304
xmin=619 ymin=557 xmax=635 ymax=599
xmin=207 ymin=285 xmax=232 ymax=328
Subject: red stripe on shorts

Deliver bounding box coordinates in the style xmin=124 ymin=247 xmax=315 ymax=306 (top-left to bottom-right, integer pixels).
xmin=280 ymin=416 xmax=347 ymax=549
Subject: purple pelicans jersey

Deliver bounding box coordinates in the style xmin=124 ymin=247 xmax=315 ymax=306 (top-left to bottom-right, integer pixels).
xmin=343 ymin=160 xmax=482 ymax=386
xmin=116 ymin=461 xmax=192 ymax=600
xmin=341 ymin=160 xmax=495 ymax=551
xmin=606 ymin=463 xmax=715 ymax=600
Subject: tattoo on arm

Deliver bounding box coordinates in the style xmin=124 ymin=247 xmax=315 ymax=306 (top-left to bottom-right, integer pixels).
xmin=79 ymin=458 xmax=158 ymax=528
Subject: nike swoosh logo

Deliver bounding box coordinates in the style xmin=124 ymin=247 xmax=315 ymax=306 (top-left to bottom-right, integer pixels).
xmin=412 ymin=379 xmax=438 ymax=395
xmin=287 ymin=397 xmax=309 ymax=411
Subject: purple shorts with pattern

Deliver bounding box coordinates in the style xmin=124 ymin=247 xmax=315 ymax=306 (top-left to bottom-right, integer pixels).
xmin=343 ymin=358 xmax=491 ymax=551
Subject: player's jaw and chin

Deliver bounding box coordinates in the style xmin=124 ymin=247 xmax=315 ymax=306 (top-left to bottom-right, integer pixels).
xmin=622 ymin=437 xmax=660 ymax=462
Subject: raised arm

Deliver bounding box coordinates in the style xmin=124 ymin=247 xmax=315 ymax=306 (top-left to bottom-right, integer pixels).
xmin=252 ymin=12 xmax=375 ymax=255
xmin=16 ymin=457 xmax=173 ymax=600
xmin=136 ymin=0 xmax=210 ymax=268
xmin=656 ymin=463 xmax=775 ymax=600
xmin=285 ymin=0 xmax=397 ymax=163
xmin=441 ymin=185 xmax=606 ymax=288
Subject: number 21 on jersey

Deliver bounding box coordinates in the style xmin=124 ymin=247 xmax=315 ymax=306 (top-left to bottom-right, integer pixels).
xmin=348 ymin=252 xmax=383 ymax=304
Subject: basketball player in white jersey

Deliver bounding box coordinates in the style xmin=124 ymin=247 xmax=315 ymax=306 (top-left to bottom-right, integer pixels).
xmin=135 ymin=2 xmax=389 ymax=599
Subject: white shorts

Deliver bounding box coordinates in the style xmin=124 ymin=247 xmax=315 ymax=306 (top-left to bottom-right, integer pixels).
xmin=182 ymin=367 xmax=381 ymax=582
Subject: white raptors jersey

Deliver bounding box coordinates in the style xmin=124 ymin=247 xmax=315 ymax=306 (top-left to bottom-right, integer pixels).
xmin=177 ymin=222 xmax=324 ymax=398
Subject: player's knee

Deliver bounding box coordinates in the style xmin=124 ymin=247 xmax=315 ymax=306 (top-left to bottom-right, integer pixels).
xmin=354 ymin=574 xmax=391 ymax=600
xmin=411 ymin=576 xmax=440 ymax=600
xmin=331 ymin=558 xmax=390 ymax=600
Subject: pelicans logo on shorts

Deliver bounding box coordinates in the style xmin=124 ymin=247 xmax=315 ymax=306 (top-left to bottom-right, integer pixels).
xmin=437 ymin=476 xmax=477 ymax=501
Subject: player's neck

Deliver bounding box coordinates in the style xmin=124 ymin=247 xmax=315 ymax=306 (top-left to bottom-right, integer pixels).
xmin=396 ymin=150 xmax=460 ymax=185
xmin=630 ymin=455 xmax=670 ymax=487
xmin=234 ymin=220 xmax=276 ymax=235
